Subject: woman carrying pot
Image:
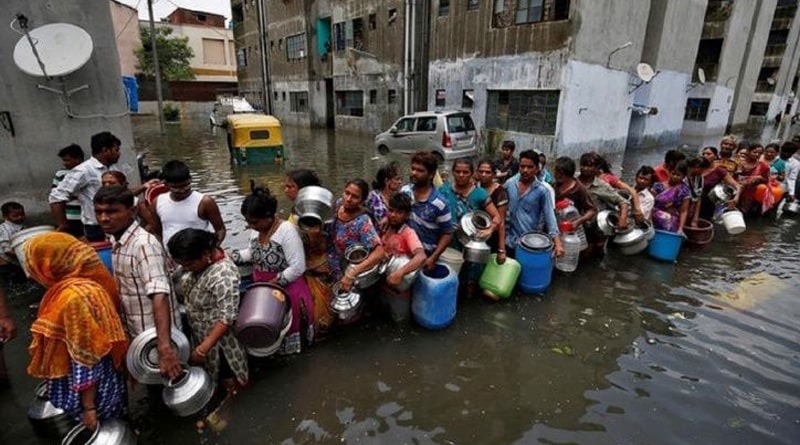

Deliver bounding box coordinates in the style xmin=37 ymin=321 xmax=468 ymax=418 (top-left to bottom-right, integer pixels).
xmin=168 ymin=229 xmax=248 ymax=394
xmin=686 ymin=156 xmax=739 ymax=223
xmin=234 ymin=187 xmax=314 ymax=354
xmin=284 ymin=169 xmax=322 ymax=223
xmin=328 ymin=179 xmax=384 ymax=301
xmin=652 ymin=161 xmax=691 ymax=234
xmin=476 ymin=158 xmax=509 ymax=260
xmin=24 ymin=232 xmax=127 ymax=431
xmin=734 ymin=142 xmax=772 ymax=214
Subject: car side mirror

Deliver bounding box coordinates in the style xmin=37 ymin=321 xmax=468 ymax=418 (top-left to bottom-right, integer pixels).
xmin=389 ymin=127 xmax=398 ymax=134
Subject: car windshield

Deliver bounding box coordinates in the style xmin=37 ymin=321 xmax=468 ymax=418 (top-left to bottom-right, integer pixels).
xmin=446 ymin=114 xmax=475 ymax=133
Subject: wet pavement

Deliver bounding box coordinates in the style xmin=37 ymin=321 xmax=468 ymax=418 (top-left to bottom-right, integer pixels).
xmin=1 ymin=115 xmax=799 ymax=444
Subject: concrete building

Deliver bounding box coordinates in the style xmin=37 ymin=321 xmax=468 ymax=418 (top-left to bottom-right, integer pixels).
xmin=110 ymin=0 xmax=141 ymax=76
xmin=145 ymin=8 xmax=238 ymax=83
xmin=231 ymin=0 xmax=267 ymax=109
xmin=0 ymin=0 xmax=138 ymax=216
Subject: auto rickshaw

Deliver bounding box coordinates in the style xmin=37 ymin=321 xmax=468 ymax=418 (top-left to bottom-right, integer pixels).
xmin=225 ymin=113 xmax=284 ymax=165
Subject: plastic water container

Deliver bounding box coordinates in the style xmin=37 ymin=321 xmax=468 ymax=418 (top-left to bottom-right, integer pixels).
xmin=556 ymin=199 xmax=588 ymax=250
xmin=10 ymin=226 xmax=55 ymax=267
xmin=721 ymin=209 xmax=746 ymax=235
xmin=122 ymin=76 xmax=139 ymax=113
xmin=438 ymin=247 xmax=465 ymax=275
xmin=515 ymin=232 xmax=554 ymax=294
xmin=88 ymin=241 xmax=114 ymax=274
xmin=555 ymin=222 xmax=580 ymax=273
xmin=479 ymin=254 xmax=521 ymax=300
xmin=647 ymin=229 xmax=684 ymax=262
xmin=412 ymin=264 xmax=458 ymax=330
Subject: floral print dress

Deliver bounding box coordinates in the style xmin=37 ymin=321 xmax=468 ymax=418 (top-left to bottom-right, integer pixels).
xmin=327 ymin=212 xmax=382 ymax=281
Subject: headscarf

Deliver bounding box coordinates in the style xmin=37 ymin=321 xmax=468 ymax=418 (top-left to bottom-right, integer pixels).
xmin=24 ymin=232 xmax=127 ymax=379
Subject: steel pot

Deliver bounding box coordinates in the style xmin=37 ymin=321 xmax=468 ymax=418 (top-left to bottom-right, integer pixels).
xmin=612 ymin=227 xmax=648 ymax=255
xmin=463 ymin=240 xmax=491 ymax=263
xmin=352 ymin=262 xmax=384 ymax=289
xmin=330 ymin=283 xmax=362 ymax=321
xmin=235 ymin=283 xmax=289 ymax=349
xmin=28 ymin=382 xmax=75 ymax=438
xmin=61 ymin=419 xmax=137 ymax=445
xmin=596 ymin=210 xmax=620 ymax=236
xmin=456 ymin=211 xmax=493 ymax=245
xmin=708 ymin=183 xmax=736 ymax=205
xmin=380 ymin=255 xmax=420 ymax=291
xmin=344 ymin=244 xmax=369 ymax=265
xmin=127 ymin=327 xmax=191 ymax=385
xmin=294 ymin=186 xmax=333 ymax=226
xmin=161 ymin=366 xmax=215 ymax=417
xmin=11 ymin=225 xmax=55 ymax=269
xmin=640 ymin=219 xmax=655 ymax=241
xmin=784 ymin=200 xmax=800 ymax=214
xmin=245 ymin=310 xmax=293 ymax=357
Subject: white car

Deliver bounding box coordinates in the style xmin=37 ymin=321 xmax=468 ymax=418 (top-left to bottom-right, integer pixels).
xmin=374 ymin=111 xmax=480 ymax=161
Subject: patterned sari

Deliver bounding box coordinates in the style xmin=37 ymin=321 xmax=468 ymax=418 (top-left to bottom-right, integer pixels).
xmin=652 ymin=181 xmax=691 ymax=232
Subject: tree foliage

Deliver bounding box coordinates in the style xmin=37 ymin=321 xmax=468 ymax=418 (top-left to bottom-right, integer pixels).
xmin=135 ymin=26 xmax=195 ymax=81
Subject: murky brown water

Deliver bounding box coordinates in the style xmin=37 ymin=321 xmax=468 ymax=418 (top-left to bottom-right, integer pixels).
xmin=1 ymin=115 xmax=798 ymax=444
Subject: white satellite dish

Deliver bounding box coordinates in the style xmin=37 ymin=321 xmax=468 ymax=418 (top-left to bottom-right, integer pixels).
xmin=767 ymin=77 xmax=776 ymax=85
xmin=698 ymin=68 xmax=706 ymax=85
xmin=13 ymin=23 xmax=93 ymax=77
xmin=636 ymin=63 xmax=656 ymax=83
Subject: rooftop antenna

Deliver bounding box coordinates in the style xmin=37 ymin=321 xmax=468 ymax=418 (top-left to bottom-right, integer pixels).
xmin=629 ymin=63 xmax=659 ymax=94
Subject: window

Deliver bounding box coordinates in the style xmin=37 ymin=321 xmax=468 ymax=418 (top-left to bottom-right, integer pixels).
xmin=232 ymin=5 xmax=243 ymax=23
xmin=694 ymin=39 xmax=723 ymax=82
xmin=333 ymin=19 xmax=365 ymax=51
xmin=273 ymin=91 xmax=278 ymax=101
xmin=389 ymin=8 xmax=398 ymax=25
xmin=516 ymin=0 xmax=543 ymax=24
xmin=684 ymin=98 xmax=710 ymax=121
xmin=236 ymin=48 xmax=247 ymax=67
xmin=286 ymin=33 xmax=307 ymax=60
xmin=196 ymin=14 xmax=207 ymax=22
xmin=388 ymin=89 xmax=397 ymax=104
xmin=486 ymin=90 xmax=559 ymax=135
xmin=282 ymin=92 xmax=286 ymax=101
xmin=757 ymin=67 xmax=778 ymax=92
xmin=468 ymin=0 xmax=480 ymax=11
xmin=462 ymin=89 xmax=474 ymax=109
xmin=749 ymin=102 xmax=769 ymax=117
xmin=439 ymin=0 xmax=450 ymax=16
xmin=369 ymin=89 xmax=377 ymax=104
xmin=395 ymin=117 xmax=416 ymax=132
xmin=290 ymin=92 xmax=309 ymax=112
xmin=416 ymin=117 xmax=437 ymax=132
xmin=369 ymin=13 xmax=377 ymax=30
xmin=202 ymin=38 xmax=225 ymax=64
xmin=270 ymin=40 xmax=274 ymax=51
xmin=336 ymin=91 xmax=364 ymax=116
xmin=447 ymin=114 xmax=476 ymax=133
xmin=278 ymin=38 xmax=283 ymax=50
xmin=435 ymin=89 xmax=446 ymax=107
xmin=251 ymin=130 xmax=270 ymax=140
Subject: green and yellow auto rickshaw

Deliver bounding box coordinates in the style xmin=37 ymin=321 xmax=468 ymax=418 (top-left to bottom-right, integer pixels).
xmin=225 ymin=113 xmax=284 ymax=165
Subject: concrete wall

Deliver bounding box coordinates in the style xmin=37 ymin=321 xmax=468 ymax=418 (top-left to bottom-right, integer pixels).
xmin=150 ymin=21 xmax=237 ymax=82
xmin=271 ymin=80 xmax=312 ymax=126
xmin=765 ymin=6 xmax=800 ymax=120
xmin=731 ymin=0 xmax=778 ymax=127
xmin=109 ymin=0 xmax=140 ymax=76
xmin=0 ymin=0 xmax=137 ymax=217
xmin=572 ymin=0 xmax=651 ymax=70
xmin=681 ymin=84 xmax=736 ymax=136
xmin=231 ymin=0 xmax=265 ymax=109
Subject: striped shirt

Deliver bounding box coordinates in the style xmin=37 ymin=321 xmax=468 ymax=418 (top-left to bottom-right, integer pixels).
xmin=48 ymin=157 xmax=118 ymax=225
xmin=0 ymin=220 xmax=24 ymax=263
xmin=52 ymin=170 xmax=82 ymax=221
xmin=402 ymin=185 xmax=454 ymax=254
xmin=111 ymin=220 xmax=181 ymax=338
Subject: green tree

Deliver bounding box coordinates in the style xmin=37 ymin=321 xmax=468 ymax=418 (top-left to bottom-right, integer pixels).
xmin=135 ymin=26 xmax=195 ymax=81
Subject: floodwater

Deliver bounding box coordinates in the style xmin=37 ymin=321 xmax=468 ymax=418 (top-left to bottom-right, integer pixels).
xmin=1 ymin=115 xmax=799 ymax=445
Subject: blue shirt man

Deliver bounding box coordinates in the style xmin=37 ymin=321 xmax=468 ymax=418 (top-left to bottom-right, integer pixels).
xmin=505 ymin=150 xmax=564 ymax=256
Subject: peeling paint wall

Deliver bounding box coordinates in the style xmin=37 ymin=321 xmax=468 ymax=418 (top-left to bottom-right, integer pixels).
xmin=628 ymin=70 xmax=692 ymax=149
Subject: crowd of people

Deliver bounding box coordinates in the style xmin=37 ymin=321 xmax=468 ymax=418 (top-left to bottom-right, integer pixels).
xmin=1 ymin=130 xmax=799 ymax=436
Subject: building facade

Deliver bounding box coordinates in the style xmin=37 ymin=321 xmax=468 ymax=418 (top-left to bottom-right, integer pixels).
xmin=110 ymin=0 xmax=140 ymax=76
xmin=231 ymin=0 xmax=266 ymax=109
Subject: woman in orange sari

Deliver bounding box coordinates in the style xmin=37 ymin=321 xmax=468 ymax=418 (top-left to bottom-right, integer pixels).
xmin=24 ymin=232 xmax=127 ymax=431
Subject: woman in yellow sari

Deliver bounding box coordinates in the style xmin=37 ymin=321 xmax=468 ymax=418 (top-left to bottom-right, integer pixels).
xmin=24 ymin=232 xmax=127 ymax=431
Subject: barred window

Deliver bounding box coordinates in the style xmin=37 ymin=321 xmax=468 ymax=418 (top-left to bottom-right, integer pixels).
xmin=684 ymin=98 xmax=710 ymax=121
xmin=486 ymin=90 xmax=559 ymax=135
xmin=286 ymin=33 xmax=306 ymax=60
xmin=290 ymin=92 xmax=308 ymax=113
xmin=336 ymin=91 xmax=364 ymax=117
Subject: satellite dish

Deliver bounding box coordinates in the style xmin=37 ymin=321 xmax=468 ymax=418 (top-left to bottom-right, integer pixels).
xmin=636 ymin=63 xmax=656 ymax=83
xmin=698 ymin=68 xmax=706 ymax=85
xmin=13 ymin=23 xmax=93 ymax=77
xmin=767 ymin=77 xmax=776 ymax=85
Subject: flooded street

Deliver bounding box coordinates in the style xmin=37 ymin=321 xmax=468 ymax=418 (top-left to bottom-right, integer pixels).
xmin=1 ymin=115 xmax=799 ymax=444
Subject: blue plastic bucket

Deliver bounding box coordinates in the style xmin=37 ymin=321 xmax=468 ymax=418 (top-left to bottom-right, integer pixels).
xmin=647 ymin=229 xmax=684 ymax=262
xmin=516 ymin=232 xmax=553 ymax=294
xmin=412 ymin=264 xmax=458 ymax=330
xmin=89 ymin=241 xmax=114 ymax=274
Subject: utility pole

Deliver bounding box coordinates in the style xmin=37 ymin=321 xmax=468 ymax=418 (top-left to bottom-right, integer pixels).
xmin=148 ymin=0 xmax=165 ymax=134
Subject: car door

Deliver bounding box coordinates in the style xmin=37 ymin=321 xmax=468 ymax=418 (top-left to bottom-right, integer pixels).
xmin=391 ymin=117 xmax=417 ymax=154
xmin=413 ymin=116 xmax=438 ymax=151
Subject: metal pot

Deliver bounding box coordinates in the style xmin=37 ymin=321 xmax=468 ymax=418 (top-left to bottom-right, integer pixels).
xmin=11 ymin=225 xmax=55 ymax=268
xmin=330 ymin=283 xmax=362 ymax=321
xmin=126 ymin=327 xmax=191 ymax=385
xmin=352 ymin=262 xmax=384 ymax=289
xmin=708 ymin=183 xmax=736 ymax=205
xmin=456 ymin=211 xmax=493 ymax=245
xmin=380 ymin=255 xmax=419 ymax=291
xmin=28 ymin=382 xmax=75 ymax=438
xmin=161 ymin=366 xmax=215 ymax=417
xmin=61 ymin=419 xmax=137 ymax=445
xmin=245 ymin=310 xmax=293 ymax=357
xmin=235 ymin=283 xmax=289 ymax=349
xmin=640 ymin=219 xmax=655 ymax=241
xmin=596 ymin=210 xmax=620 ymax=236
xmin=784 ymin=200 xmax=800 ymax=214
xmin=463 ymin=240 xmax=491 ymax=263
xmin=612 ymin=227 xmax=648 ymax=255
xmin=344 ymin=244 xmax=369 ymax=265
xmin=294 ymin=186 xmax=333 ymax=226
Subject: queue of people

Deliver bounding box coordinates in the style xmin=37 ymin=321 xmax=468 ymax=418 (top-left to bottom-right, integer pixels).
xmin=1 ymin=130 xmax=800 ymax=438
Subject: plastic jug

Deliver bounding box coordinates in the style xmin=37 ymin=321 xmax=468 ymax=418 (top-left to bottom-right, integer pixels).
xmin=515 ymin=232 xmax=554 ymax=294
xmin=479 ymin=254 xmax=521 ymax=300
xmin=412 ymin=264 xmax=458 ymax=329
xmin=555 ymin=222 xmax=580 ymax=273
xmin=555 ymin=199 xmax=588 ymax=250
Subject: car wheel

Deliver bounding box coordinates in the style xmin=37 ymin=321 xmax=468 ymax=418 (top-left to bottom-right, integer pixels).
xmin=378 ymin=144 xmax=389 ymax=155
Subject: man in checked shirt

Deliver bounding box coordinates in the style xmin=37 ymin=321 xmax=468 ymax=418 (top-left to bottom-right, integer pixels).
xmin=94 ymin=185 xmax=183 ymax=381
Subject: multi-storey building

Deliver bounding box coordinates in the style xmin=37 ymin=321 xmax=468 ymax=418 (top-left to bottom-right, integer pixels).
xmin=232 ymin=0 xmax=266 ymax=109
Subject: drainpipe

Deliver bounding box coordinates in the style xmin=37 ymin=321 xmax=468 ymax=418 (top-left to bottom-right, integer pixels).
xmin=256 ymin=0 xmax=272 ymax=114
xmin=404 ymin=0 xmax=411 ymax=115
xmin=410 ymin=0 xmax=417 ymax=112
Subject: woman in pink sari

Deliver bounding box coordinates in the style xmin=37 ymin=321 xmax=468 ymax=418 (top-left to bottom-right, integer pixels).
xmin=651 ymin=161 xmax=691 ymax=233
